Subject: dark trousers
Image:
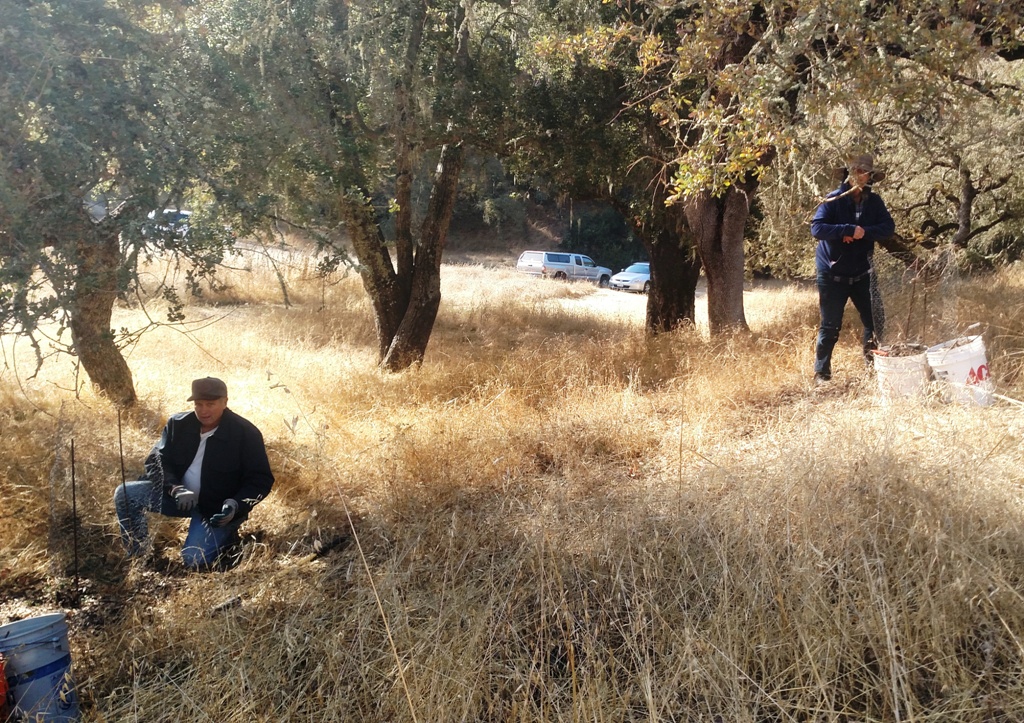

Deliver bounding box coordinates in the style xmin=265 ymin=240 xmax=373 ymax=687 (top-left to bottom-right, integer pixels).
xmin=814 ymin=271 xmax=883 ymax=377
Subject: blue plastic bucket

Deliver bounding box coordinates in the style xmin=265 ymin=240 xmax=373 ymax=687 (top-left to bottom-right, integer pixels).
xmin=0 ymin=613 xmax=80 ymax=721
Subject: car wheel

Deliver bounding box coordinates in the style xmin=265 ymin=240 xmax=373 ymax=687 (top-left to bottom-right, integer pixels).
xmin=599 ymin=275 xmax=610 ymax=288
xmin=554 ymin=271 xmax=568 ymax=281
xmin=642 ymin=281 xmax=650 ymax=294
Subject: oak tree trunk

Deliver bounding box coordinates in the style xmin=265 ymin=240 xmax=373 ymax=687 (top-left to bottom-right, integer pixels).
xmin=382 ymin=143 xmax=465 ymax=371
xmin=634 ymin=218 xmax=701 ymax=334
xmin=612 ymin=199 xmax=701 ymax=334
xmin=342 ymin=0 xmax=468 ymax=372
xmin=685 ymin=186 xmax=752 ymax=334
xmin=68 ymin=223 xmax=136 ymax=407
xmin=342 ymin=191 xmax=405 ymax=361
xmin=646 ymin=238 xmax=701 ymax=333
xmin=343 ymin=144 xmax=465 ymax=371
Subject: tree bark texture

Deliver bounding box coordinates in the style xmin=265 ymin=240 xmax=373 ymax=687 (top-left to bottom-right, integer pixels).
xmin=382 ymin=142 xmax=465 ymax=371
xmin=342 ymin=143 xmax=465 ymax=372
xmin=611 ymin=197 xmax=700 ymax=334
xmin=392 ymin=0 xmax=427 ymax=281
xmin=621 ymin=200 xmax=701 ymax=333
xmin=342 ymin=191 xmax=406 ymax=362
xmin=685 ymin=186 xmax=752 ymax=334
xmin=951 ymin=162 xmax=976 ymax=249
xmin=644 ymin=232 xmax=701 ymax=334
xmin=68 ymin=223 xmax=137 ymax=407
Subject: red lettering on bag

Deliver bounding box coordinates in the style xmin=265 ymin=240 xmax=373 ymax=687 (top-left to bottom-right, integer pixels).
xmin=967 ymin=365 xmax=990 ymax=385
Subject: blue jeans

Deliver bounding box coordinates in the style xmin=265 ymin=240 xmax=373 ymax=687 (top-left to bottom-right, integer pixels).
xmin=114 ymin=480 xmax=241 ymax=569
xmin=814 ymin=270 xmax=883 ymax=378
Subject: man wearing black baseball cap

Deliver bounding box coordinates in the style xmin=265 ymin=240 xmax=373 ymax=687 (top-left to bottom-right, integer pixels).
xmin=114 ymin=377 xmax=274 ymax=569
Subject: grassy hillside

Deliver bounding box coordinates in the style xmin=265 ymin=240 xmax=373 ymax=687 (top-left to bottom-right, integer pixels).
xmin=3 ymin=249 xmax=1024 ymax=721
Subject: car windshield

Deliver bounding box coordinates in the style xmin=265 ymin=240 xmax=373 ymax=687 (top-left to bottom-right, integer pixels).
xmin=148 ymin=209 xmax=191 ymax=226
xmin=624 ymin=263 xmax=649 ymax=273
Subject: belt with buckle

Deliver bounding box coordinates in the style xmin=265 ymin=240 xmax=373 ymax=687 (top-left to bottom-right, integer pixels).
xmin=829 ymin=270 xmax=870 ymax=284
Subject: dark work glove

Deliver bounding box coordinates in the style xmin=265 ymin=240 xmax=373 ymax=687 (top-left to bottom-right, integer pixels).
xmin=171 ymin=485 xmax=197 ymax=512
xmin=209 ymin=498 xmax=239 ymax=527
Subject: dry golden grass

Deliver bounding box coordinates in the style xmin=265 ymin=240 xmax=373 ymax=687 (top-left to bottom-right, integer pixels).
xmin=4 ymin=249 xmax=1024 ymax=722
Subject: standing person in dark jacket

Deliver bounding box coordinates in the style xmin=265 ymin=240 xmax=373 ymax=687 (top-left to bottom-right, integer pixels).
xmin=811 ymin=153 xmax=896 ymax=382
xmin=114 ymin=377 xmax=274 ymax=569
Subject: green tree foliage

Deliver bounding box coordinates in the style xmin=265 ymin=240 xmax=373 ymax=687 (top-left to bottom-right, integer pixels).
xmin=873 ymin=64 xmax=1024 ymax=270
xmin=622 ymin=0 xmax=1023 ymax=198
xmin=0 ymin=0 xmax=233 ymax=406
xmin=509 ymin=6 xmax=703 ymax=332
xmin=585 ymin=0 xmax=1024 ymax=329
xmin=757 ymin=28 xmax=1024 ymax=277
xmin=194 ymin=0 xmax=521 ymax=370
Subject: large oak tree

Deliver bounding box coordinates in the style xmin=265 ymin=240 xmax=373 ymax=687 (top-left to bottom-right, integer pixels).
xmin=509 ymin=45 xmax=702 ymax=333
xmin=611 ymin=0 xmax=1024 ymax=332
xmin=0 ymin=0 xmax=232 ymax=406
xmin=199 ymin=0 xmax=517 ymax=371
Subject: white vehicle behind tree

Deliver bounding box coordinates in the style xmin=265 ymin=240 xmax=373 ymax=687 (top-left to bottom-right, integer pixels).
xmin=610 ymin=262 xmax=651 ymax=293
xmin=516 ymin=251 xmax=612 ymax=286
xmin=144 ymin=208 xmax=193 ymax=239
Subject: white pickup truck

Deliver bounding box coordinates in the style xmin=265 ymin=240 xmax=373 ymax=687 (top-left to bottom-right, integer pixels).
xmin=515 ymin=251 xmax=612 ymax=286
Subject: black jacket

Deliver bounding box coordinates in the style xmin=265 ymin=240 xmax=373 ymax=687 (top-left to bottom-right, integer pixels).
xmin=143 ymin=408 xmax=274 ymax=521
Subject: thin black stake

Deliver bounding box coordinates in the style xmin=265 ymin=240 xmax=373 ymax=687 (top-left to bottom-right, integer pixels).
xmin=70 ymin=439 xmax=80 ymax=603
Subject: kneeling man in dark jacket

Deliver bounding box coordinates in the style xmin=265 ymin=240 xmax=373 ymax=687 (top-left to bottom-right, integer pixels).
xmin=115 ymin=377 xmax=275 ymax=569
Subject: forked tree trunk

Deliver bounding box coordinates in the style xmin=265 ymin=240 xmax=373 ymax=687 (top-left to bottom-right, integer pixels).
xmin=68 ymin=224 xmax=137 ymax=407
xmin=342 ymin=191 xmax=406 ymax=361
xmin=382 ymin=142 xmax=464 ymax=371
xmin=685 ymin=186 xmax=752 ymax=334
xmin=344 ymin=143 xmax=465 ymax=372
xmin=342 ymin=0 xmax=467 ymax=372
